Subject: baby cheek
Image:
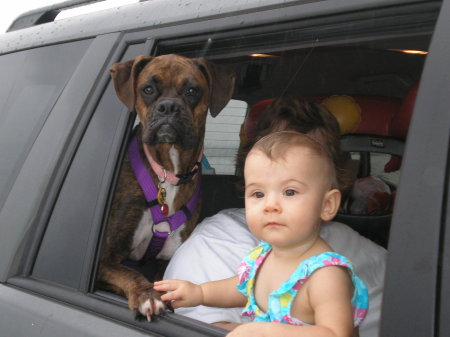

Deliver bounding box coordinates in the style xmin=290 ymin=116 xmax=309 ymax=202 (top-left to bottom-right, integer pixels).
xmin=245 ymin=206 xmax=260 ymax=229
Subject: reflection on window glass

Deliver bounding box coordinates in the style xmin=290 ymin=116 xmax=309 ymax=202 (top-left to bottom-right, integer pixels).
xmin=0 ymin=39 xmax=91 ymax=203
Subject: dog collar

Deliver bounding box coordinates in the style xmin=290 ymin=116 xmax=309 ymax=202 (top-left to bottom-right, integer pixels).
xmin=127 ymin=133 xmax=202 ymax=259
xmin=143 ymin=144 xmax=203 ymax=186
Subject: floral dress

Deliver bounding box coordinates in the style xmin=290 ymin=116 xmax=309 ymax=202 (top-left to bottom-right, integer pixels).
xmin=237 ymin=241 xmax=369 ymax=326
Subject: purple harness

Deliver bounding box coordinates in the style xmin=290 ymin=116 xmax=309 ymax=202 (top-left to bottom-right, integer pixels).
xmin=127 ymin=134 xmax=201 ymax=260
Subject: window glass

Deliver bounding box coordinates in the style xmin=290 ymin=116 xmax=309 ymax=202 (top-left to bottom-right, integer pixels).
xmin=32 ymin=43 xmax=144 ymax=288
xmin=0 ymin=40 xmax=91 ymax=207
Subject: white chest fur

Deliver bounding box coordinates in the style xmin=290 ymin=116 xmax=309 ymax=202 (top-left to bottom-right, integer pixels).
xmin=129 ymin=146 xmax=185 ymax=261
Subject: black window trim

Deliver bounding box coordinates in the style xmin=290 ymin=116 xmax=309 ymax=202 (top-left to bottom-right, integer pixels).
xmin=438 ymin=148 xmax=450 ymax=337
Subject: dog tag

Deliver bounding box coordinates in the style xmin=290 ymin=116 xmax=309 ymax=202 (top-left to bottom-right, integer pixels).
xmin=157 ymin=187 xmax=166 ymax=206
xmin=157 ymin=186 xmax=169 ymax=216
xmin=161 ymin=203 xmax=169 ymax=216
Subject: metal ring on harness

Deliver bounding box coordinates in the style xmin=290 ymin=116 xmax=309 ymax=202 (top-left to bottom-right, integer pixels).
xmin=158 ymin=169 xmax=168 ymax=188
xmin=152 ymin=222 xmax=173 ymax=237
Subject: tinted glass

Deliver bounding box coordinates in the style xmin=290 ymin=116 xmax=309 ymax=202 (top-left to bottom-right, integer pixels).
xmin=0 ymin=40 xmax=91 ymax=209
xmin=32 ymin=43 xmax=144 ymax=288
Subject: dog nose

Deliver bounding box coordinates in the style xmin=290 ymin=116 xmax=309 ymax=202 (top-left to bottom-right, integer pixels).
xmin=156 ymin=100 xmax=181 ymax=115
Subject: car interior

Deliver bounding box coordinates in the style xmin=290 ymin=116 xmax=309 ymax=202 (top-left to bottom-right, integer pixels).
xmin=151 ymin=42 xmax=426 ymax=250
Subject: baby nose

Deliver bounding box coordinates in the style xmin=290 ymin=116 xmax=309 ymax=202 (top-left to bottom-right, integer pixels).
xmin=263 ymin=195 xmax=281 ymax=213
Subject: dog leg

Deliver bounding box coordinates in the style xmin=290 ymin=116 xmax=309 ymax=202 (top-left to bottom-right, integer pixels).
xmin=99 ymin=262 xmax=166 ymax=321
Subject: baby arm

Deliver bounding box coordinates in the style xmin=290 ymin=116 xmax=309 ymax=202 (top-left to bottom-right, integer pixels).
xmin=154 ymin=276 xmax=247 ymax=309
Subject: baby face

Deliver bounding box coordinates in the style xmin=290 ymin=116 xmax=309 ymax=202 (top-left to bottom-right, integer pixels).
xmin=244 ymin=145 xmax=336 ymax=249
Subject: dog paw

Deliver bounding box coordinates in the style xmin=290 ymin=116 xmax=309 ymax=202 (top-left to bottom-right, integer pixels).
xmin=129 ymin=287 xmax=167 ymax=321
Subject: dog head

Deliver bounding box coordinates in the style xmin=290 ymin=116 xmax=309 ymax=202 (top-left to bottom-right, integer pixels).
xmin=110 ymin=54 xmax=235 ymax=173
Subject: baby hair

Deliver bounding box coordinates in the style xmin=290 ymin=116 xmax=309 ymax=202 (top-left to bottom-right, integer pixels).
xmin=237 ymin=96 xmax=353 ymax=192
xmin=249 ymin=131 xmax=339 ymax=189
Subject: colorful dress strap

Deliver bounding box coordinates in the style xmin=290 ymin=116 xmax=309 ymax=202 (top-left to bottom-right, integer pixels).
xmin=237 ymin=241 xmax=369 ymax=326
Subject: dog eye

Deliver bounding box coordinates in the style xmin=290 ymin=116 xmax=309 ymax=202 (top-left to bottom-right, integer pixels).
xmin=142 ymin=86 xmax=154 ymax=95
xmin=185 ymin=87 xmax=199 ymax=96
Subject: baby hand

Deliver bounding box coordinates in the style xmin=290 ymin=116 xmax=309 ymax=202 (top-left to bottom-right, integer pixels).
xmin=153 ymin=279 xmax=204 ymax=309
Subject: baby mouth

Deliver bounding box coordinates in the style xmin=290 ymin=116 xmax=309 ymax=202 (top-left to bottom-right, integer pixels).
xmin=265 ymin=222 xmax=284 ymax=227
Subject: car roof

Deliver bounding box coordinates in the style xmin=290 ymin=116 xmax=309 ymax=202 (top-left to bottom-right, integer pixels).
xmin=0 ymin=0 xmax=424 ymax=54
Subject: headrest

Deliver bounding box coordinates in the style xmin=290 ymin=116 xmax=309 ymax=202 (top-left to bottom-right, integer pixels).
xmin=242 ymin=98 xmax=274 ymax=144
xmin=242 ymin=94 xmax=402 ymax=142
xmin=390 ymin=81 xmax=418 ymax=139
xmin=351 ymin=96 xmax=401 ymax=136
xmin=383 ymin=81 xmax=419 ymax=172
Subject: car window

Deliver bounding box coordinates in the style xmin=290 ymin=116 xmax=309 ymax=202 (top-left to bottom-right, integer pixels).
xmin=0 ymin=40 xmax=91 ymax=209
xmin=31 ymin=42 xmax=145 ymax=288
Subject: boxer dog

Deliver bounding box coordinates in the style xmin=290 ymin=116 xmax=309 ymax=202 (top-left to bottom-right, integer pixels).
xmin=97 ymin=54 xmax=235 ymax=321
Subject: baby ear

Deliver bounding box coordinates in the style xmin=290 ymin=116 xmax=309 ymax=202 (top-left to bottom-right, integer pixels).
xmin=321 ymin=189 xmax=341 ymax=221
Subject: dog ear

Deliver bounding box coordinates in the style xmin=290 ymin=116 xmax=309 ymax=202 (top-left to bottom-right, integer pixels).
xmin=110 ymin=55 xmax=154 ymax=110
xmin=196 ymin=59 xmax=236 ymax=117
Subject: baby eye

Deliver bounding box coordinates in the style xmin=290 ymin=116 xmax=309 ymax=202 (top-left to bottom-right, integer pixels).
xmin=253 ymin=191 xmax=264 ymax=198
xmin=284 ymin=189 xmax=297 ymax=197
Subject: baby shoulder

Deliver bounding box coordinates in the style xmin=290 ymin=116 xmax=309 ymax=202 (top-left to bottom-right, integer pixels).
xmin=306 ymin=266 xmax=354 ymax=302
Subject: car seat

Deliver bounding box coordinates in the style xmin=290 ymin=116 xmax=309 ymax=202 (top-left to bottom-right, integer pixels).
xmin=336 ymin=84 xmax=417 ymax=247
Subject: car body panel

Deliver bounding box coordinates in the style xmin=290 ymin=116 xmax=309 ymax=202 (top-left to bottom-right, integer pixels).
xmin=0 ymin=285 xmax=152 ymax=337
xmin=0 ymin=0 xmax=437 ymax=54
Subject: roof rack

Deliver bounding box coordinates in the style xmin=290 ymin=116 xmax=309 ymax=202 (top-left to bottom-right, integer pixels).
xmin=7 ymin=0 xmax=104 ymax=32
